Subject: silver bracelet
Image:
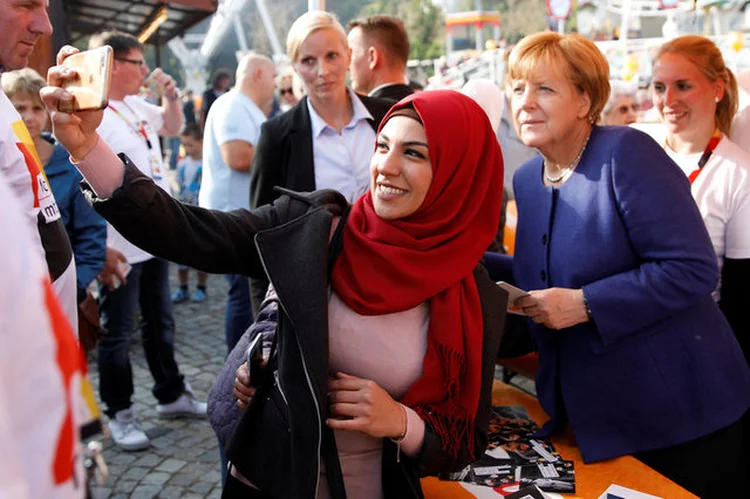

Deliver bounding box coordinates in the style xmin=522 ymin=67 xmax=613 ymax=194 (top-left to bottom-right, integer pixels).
xmin=389 ymin=404 xmax=408 ymax=463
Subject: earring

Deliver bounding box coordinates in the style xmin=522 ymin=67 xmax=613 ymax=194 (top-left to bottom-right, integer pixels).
xmin=715 ymin=96 xmax=720 ymax=103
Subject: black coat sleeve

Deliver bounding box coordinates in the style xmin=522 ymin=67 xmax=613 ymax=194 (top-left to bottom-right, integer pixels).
xmin=719 ymin=257 xmax=750 ymax=362
xmin=87 ymin=156 xmax=308 ymax=279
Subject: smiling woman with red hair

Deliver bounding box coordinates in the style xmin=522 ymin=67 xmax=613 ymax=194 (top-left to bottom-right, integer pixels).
xmin=652 ymin=35 xmax=750 ymax=363
xmin=508 ymin=31 xmax=749 ymax=498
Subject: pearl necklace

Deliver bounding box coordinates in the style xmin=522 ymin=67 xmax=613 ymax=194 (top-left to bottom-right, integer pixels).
xmin=544 ymin=131 xmax=591 ymax=184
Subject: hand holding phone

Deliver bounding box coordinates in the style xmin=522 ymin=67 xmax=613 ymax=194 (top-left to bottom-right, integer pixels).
xmin=235 ymin=334 xmax=271 ymax=409
xmin=110 ymin=261 xmax=132 ymax=291
xmin=97 ymin=248 xmax=130 ymax=291
xmin=58 ymin=46 xmax=113 ymax=113
xmin=246 ymin=334 xmax=264 ymax=384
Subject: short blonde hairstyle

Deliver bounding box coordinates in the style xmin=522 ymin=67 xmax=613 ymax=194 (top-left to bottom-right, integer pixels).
xmin=286 ymin=11 xmax=348 ymax=63
xmin=509 ymin=32 xmax=610 ymax=123
xmin=1 ymin=67 xmax=46 ymax=104
xmin=654 ymin=35 xmax=738 ymax=136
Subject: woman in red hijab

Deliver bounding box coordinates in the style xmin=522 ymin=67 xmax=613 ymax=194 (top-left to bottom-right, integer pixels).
xmin=44 ymin=68 xmax=507 ymax=496
xmin=232 ymin=90 xmax=507 ymax=498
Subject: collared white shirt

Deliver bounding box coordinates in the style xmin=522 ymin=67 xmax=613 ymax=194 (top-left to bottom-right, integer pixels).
xmin=307 ymin=89 xmax=376 ymax=202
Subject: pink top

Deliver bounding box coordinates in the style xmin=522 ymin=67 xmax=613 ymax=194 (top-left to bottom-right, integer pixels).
xmin=319 ymin=292 xmax=428 ymax=499
xmin=72 ymin=137 xmax=124 ymax=198
xmin=73 ymin=139 xmax=429 ymax=498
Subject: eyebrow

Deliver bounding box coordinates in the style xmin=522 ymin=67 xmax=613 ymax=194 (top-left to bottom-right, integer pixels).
xmin=379 ymin=133 xmax=428 ymax=148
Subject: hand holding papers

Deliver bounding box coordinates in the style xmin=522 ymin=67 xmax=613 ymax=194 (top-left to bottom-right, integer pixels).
xmin=496 ymin=282 xmax=530 ymax=316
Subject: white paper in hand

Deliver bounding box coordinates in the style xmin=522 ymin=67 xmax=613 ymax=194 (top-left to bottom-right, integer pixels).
xmin=496 ymin=281 xmax=530 ymax=315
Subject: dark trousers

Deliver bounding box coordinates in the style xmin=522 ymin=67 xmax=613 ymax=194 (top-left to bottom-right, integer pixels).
xmin=98 ymin=258 xmax=184 ymax=417
xmin=635 ymin=414 xmax=747 ymax=499
xmin=224 ymin=274 xmax=253 ymax=353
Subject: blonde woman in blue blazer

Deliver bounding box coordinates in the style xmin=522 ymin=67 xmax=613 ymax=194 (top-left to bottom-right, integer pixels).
xmin=508 ymin=32 xmax=749 ymax=498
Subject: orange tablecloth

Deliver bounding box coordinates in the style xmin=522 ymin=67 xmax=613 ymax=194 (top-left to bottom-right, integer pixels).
xmin=421 ymin=381 xmax=698 ymax=498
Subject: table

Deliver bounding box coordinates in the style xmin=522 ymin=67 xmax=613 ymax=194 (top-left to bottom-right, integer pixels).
xmin=420 ymin=381 xmax=698 ymax=498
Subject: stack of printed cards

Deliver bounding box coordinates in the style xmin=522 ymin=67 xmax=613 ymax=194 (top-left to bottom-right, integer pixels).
xmin=440 ymin=406 xmax=576 ymax=496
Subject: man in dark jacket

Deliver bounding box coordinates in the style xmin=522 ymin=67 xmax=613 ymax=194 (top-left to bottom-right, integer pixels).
xmin=347 ymin=15 xmax=414 ymax=103
xmin=200 ymin=69 xmax=231 ymax=130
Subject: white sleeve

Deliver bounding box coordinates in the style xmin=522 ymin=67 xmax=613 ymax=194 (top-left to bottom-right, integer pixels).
xmin=0 ymin=379 xmax=31 ymax=498
xmin=213 ymin=100 xmax=260 ymax=146
xmin=730 ymin=108 xmax=750 ymax=155
xmin=0 ymin=175 xmax=85 ymax=499
xmin=725 ymin=168 xmax=750 ymax=259
xmin=0 ymin=119 xmax=45 ymax=259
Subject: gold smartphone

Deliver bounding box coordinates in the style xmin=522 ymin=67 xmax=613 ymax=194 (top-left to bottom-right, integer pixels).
xmin=58 ymin=46 xmax=113 ymax=113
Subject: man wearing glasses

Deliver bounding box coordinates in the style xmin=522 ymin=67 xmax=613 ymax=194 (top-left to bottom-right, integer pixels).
xmin=87 ymin=30 xmax=205 ymax=452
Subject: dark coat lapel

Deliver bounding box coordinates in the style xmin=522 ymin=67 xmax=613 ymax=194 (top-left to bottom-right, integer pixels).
xmin=284 ymin=98 xmax=316 ymax=192
xmin=253 ymin=207 xmax=333 ymax=394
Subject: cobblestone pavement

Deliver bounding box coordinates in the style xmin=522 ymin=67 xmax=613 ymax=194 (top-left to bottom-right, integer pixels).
xmin=88 ymin=269 xmax=229 ymax=499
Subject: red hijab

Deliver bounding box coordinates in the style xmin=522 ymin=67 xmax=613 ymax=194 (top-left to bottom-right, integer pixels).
xmin=331 ymin=90 xmax=504 ymax=457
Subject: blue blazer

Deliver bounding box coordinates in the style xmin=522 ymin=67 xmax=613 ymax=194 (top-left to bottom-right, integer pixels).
xmin=513 ymin=126 xmax=750 ymax=463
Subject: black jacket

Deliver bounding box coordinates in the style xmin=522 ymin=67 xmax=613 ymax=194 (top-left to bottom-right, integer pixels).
xmin=248 ymin=93 xmax=392 ymax=315
xmin=369 ymin=83 xmax=414 ymax=103
xmin=89 ymin=160 xmax=509 ymax=498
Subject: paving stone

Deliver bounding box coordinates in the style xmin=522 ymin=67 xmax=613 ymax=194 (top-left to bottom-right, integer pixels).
xmin=202 ymin=470 xmax=222 ymax=484
xmin=189 ymin=480 xmax=213 ymax=494
xmin=89 ymin=486 xmax=111 ymax=499
xmin=197 ymin=449 xmax=219 ymax=463
xmin=140 ymin=471 xmax=171 ymax=485
xmin=156 ymin=458 xmax=187 ymax=473
xmin=121 ymin=466 xmax=151 ymax=482
xmin=167 ymin=473 xmax=196 ymax=487
xmin=108 ymin=452 xmax=138 ymax=466
xmin=112 ymin=480 xmax=138 ymax=491
xmin=182 ymin=461 xmax=217 ymax=477
xmin=206 ymin=487 xmax=222 ymax=499
xmin=132 ymin=453 xmax=163 ymax=468
xmin=131 ymin=484 xmax=163 ymax=498
xmin=158 ymin=486 xmax=186 ymax=499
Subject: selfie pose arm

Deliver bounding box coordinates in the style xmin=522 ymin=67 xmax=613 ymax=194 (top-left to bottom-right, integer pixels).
xmin=42 ymin=46 xmax=346 ymax=278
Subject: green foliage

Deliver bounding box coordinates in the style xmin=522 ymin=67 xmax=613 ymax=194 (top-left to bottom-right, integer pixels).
xmin=481 ymin=0 xmax=548 ymax=43
xmin=329 ymin=0 xmax=445 ymax=61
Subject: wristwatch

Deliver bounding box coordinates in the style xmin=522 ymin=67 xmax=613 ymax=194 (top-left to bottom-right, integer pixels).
xmin=582 ymin=293 xmax=593 ymax=320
